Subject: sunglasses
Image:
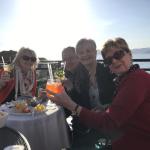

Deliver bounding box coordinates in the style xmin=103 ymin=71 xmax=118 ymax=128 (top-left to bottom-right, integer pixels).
xmin=104 ymin=50 xmax=126 ymax=66
xmin=22 ymin=55 xmax=36 ymax=62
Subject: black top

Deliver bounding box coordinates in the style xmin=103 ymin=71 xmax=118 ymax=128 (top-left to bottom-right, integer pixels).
xmin=96 ymin=62 xmax=116 ymax=105
xmin=64 ymin=62 xmax=116 ymax=135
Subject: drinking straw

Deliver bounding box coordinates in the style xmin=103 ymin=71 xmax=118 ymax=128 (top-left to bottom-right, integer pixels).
xmin=1 ymin=56 xmax=5 ymax=66
xmin=47 ymin=62 xmax=54 ymax=80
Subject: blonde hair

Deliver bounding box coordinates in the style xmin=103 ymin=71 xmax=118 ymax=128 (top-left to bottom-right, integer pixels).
xmin=12 ymin=47 xmax=38 ymax=70
xmin=76 ymin=38 xmax=96 ymax=53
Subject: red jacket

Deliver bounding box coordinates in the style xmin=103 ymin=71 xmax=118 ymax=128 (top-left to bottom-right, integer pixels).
xmin=0 ymin=69 xmax=37 ymax=104
xmin=79 ymin=69 xmax=150 ymax=150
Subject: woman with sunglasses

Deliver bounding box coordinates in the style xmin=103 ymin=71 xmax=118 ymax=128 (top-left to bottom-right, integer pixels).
xmin=0 ymin=47 xmax=37 ymax=104
xmin=47 ymin=39 xmax=150 ymax=150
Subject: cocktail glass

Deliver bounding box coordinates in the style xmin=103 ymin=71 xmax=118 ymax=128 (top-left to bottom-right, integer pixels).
xmin=3 ymin=64 xmax=13 ymax=73
xmin=3 ymin=64 xmax=13 ymax=78
xmin=46 ymin=79 xmax=64 ymax=97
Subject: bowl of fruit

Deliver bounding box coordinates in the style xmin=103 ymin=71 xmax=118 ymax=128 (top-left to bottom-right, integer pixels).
xmin=13 ymin=101 xmax=31 ymax=113
xmin=34 ymin=104 xmax=46 ymax=112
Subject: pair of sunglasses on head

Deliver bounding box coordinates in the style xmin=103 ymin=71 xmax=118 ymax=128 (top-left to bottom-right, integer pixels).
xmin=22 ymin=55 xmax=37 ymax=62
xmin=104 ymin=49 xmax=128 ymax=66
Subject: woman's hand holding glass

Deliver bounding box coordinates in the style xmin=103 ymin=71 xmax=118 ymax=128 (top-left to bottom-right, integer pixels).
xmin=46 ymin=79 xmax=64 ymax=96
xmin=46 ymin=89 xmax=77 ymax=111
xmin=46 ymin=79 xmax=82 ymax=115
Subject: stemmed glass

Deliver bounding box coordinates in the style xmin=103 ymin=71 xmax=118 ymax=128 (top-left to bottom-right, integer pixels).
xmin=45 ymin=63 xmax=63 ymax=106
xmin=45 ymin=79 xmax=64 ymax=109
xmin=46 ymin=79 xmax=64 ymax=96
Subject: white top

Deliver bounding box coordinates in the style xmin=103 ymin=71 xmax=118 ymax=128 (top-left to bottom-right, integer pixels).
xmin=89 ymin=85 xmax=109 ymax=110
xmin=89 ymin=84 xmax=101 ymax=108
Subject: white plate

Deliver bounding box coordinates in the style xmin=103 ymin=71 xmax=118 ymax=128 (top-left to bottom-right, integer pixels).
xmin=9 ymin=107 xmax=33 ymax=116
xmin=9 ymin=107 xmax=49 ymax=116
xmin=46 ymin=105 xmax=57 ymax=110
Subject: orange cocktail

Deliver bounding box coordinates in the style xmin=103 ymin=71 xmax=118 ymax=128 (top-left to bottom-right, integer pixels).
xmin=46 ymin=79 xmax=63 ymax=96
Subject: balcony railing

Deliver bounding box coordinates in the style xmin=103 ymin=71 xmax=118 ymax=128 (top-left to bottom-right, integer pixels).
xmin=132 ymin=59 xmax=150 ymax=71
xmin=36 ymin=59 xmax=150 ymax=89
xmin=37 ymin=59 xmax=150 ymax=71
xmin=1 ymin=59 xmax=149 ymax=94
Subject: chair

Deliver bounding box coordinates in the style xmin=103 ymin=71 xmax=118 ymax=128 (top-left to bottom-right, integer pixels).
xmin=0 ymin=126 xmax=31 ymax=150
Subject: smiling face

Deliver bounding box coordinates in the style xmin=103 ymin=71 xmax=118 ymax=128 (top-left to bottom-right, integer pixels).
xmin=76 ymin=39 xmax=97 ymax=67
xmin=62 ymin=48 xmax=79 ymax=72
xmin=104 ymin=47 xmax=132 ymax=74
xmin=18 ymin=49 xmax=37 ymax=72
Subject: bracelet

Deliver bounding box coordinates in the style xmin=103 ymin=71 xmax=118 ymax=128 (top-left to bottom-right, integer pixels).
xmin=72 ymin=104 xmax=79 ymax=116
xmin=74 ymin=104 xmax=79 ymax=112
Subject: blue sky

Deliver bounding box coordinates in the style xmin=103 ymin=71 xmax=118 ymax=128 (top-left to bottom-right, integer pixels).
xmin=0 ymin=0 xmax=150 ymax=60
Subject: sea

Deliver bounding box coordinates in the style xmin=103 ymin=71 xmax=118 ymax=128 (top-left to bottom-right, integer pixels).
xmin=97 ymin=48 xmax=150 ymax=70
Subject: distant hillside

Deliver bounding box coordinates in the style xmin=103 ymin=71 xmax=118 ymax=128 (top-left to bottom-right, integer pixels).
xmin=132 ymin=48 xmax=150 ymax=54
xmin=97 ymin=47 xmax=150 ymax=60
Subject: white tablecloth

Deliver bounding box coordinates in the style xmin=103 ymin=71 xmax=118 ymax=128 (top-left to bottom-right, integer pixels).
xmin=6 ymin=106 xmax=70 ymax=150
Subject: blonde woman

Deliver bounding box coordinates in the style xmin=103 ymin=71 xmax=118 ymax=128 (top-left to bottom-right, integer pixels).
xmin=61 ymin=39 xmax=116 ymax=149
xmin=0 ymin=47 xmax=37 ymax=104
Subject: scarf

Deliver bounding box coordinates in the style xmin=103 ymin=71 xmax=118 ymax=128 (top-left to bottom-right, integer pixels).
xmin=113 ymin=64 xmax=140 ymax=96
xmin=15 ymin=66 xmax=35 ymax=100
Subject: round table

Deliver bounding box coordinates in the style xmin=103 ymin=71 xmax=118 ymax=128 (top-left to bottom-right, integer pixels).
xmin=6 ymin=106 xmax=70 ymax=150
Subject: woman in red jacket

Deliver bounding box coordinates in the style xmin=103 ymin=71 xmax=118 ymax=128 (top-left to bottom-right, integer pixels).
xmin=48 ymin=38 xmax=150 ymax=150
xmin=0 ymin=47 xmax=37 ymax=104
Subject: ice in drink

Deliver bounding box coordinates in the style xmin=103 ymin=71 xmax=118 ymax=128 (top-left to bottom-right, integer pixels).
xmin=46 ymin=79 xmax=63 ymax=96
